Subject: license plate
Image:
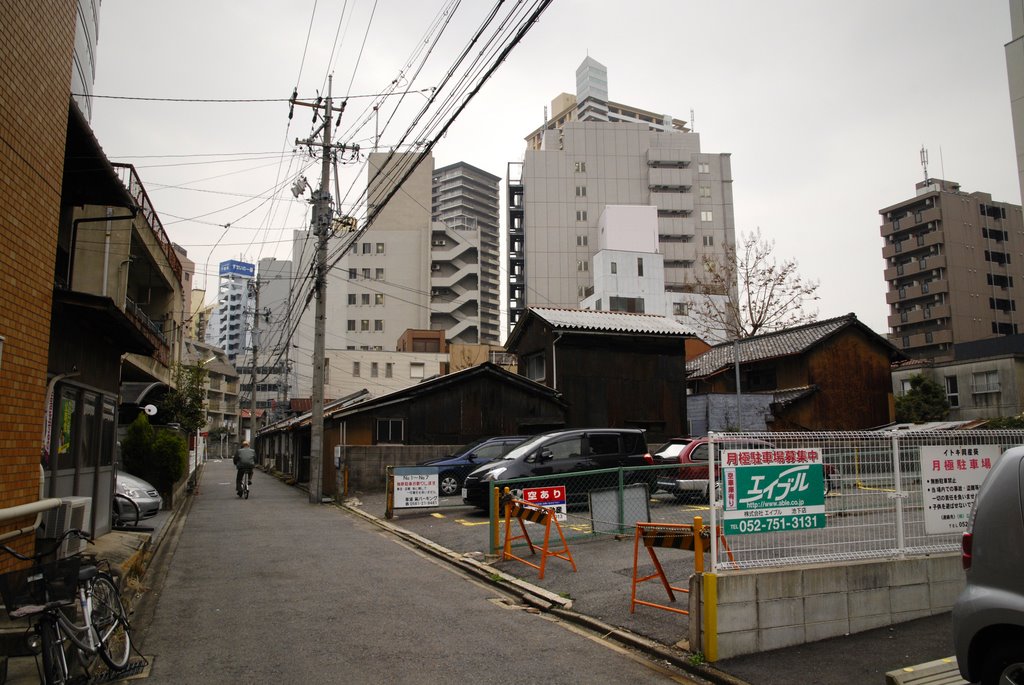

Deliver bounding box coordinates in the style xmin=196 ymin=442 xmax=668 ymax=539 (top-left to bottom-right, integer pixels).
xmin=461 ymin=488 xmax=468 ymax=499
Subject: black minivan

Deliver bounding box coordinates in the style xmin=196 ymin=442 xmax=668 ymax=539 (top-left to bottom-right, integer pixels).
xmin=461 ymin=428 xmax=652 ymax=509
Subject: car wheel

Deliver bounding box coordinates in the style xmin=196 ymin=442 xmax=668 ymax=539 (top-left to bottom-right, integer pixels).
xmin=438 ymin=472 xmax=460 ymax=497
xmin=980 ymin=638 xmax=1024 ymax=685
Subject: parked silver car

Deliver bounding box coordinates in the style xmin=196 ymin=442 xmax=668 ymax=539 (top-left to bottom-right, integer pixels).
xmin=952 ymin=445 xmax=1024 ymax=685
xmin=113 ymin=472 xmax=163 ymax=524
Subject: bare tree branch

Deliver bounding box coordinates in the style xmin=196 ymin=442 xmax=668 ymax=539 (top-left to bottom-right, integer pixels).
xmin=690 ymin=228 xmax=820 ymax=341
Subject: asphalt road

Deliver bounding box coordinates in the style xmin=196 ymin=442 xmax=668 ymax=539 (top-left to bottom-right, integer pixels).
xmin=132 ymin=459 xmax=708 ymax=684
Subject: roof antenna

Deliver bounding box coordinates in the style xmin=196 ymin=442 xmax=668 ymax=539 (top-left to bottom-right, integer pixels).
xmin=690 ymin=108 xmax=695 ymax=132
xmin=920 ymin=145 xmax=929 ymax=183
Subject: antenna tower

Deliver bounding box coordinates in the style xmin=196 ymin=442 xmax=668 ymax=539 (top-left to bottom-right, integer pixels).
xmin=920 ymin=146 xmax=929 ymax=183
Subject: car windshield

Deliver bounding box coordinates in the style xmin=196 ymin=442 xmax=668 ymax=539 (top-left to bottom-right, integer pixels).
xmin=656 ymin=443 xmax=688 ymax=458
xmin=497 ymin=434 xmax=549 ymax=461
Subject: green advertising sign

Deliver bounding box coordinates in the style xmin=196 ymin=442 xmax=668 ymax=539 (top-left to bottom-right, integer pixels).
xmin=721 ymin=450 xmax=827 ymax=535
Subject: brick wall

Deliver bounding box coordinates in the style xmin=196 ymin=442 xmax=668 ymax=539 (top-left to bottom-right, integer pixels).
xmin=0 ymin=1 xmax=77 ymax=544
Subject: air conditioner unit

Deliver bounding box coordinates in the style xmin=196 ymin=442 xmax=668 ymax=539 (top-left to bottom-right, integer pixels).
xmin=39 ymin=496 xmax=92 ymax=559
xmin=432 ymin=239 xmax=446 ymax=247
xmin=431 ymin=264 xmax=441 ymax=271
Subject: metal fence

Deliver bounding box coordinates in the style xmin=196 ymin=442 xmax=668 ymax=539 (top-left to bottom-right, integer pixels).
xmin=487 ymin=464 xmax=708 ymax=552
xmin=481 ymin=430 xmax=1024 ymax=571
xmin=705 ymin=430 xmax=1024 ymax=571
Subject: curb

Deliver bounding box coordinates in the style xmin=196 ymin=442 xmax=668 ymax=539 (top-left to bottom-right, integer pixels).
xmin=337 ymin=500 xmax=746 ymax=685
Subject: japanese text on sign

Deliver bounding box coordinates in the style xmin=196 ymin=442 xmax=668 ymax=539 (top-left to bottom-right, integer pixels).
xmin=919 ymin=445 xmax=999 ymax=535
xmin=393 ymin=467 xmax=439 ymax=509
xmin=522 ymin=486 xmax=566 ymax=521
xmin=721 ymin=448 xmax=827 ymax=535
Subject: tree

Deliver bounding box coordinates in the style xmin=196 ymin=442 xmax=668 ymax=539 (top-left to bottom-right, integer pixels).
xmin=690 ymin=228 xmax=820 ymax=341
xmin=120 ymin=412 xmax=188 ymax=496
xmin=895 ymin=374 xmax=950 ymax=423
xmin=159 ymin=362 xmax=208 ymax=434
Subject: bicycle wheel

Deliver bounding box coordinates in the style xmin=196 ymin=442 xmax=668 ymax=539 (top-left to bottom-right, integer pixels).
xmin=244 ymin=473 xmax=250 ymax=499
xmin=38 ymin=617 xmax=68 ymax=684
xmin=91 ymin=574 xmax=131 ymax=670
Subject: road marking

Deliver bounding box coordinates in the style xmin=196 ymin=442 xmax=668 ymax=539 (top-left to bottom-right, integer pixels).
xmin=455 ymin=519 xmax=489 ymax=527
xmin=430 ymin=513 xmax=446 ymax=519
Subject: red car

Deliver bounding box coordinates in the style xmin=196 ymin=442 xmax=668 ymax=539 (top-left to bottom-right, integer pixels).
xmin=655 ymin=437 xmax=838 ymax=502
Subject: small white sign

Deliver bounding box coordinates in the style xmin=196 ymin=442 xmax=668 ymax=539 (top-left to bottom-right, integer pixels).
xmin=919 ymin=445 xmax=1000 ymax=535
xmin=393 ymin=468 xmax=439 ymax=509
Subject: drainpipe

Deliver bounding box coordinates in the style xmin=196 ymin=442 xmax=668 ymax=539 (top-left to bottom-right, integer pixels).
xmin=69 ymin=209 xmax=136 ymax=292
xmin=0 ymin=466 xmax=62 ymax=543
xmin=551 ymin=332 xmax=563 ymax=391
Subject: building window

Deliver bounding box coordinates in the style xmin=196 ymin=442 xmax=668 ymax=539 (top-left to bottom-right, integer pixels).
xmin=361 ymin=293 xmax=370 ymax=305
xmin=375 ymin=268 xmax=385 ymax=280
xmin=352 ymin=362 xmax=360 ymax=377
xmin=371 ymin=362 xmax=378 ymax=378
xmin=410 ymin=362 xmax=425 ymax=379
xmin=362 ymin=268 xmax=371 ymax=279
xmin=637 ymin=257 xmax=644 ymax=277
xmin=699 ymin=185 xmax=711 ymax=198
xmin=375 ymin=293 xmax=384 ymax=305
xmin=945 ymin=376 xmax=959 ymax=408
xmin=921 ymin=282 xmax=929 ymax=294
xmin=574 ymin=161 xmax=586 ymax=172
xmin=360 ymin=320 xmax=370 ymax=331
xmin=376 ymin=242 xmax=385 ymax=254
xmin=362 ymin=242 xmax=371 ymax=254
xmin=900 ymin=379 xmax=913 ymax=396
xmin=524 ymin=353 xmax=545 ymax=381
xmin=575 ymin=186 xmax=587 ymax=197
xmin=701 ymin=210 xmax=713 ymax=222
xmin=924 ymin=332 xmax=933 ymax=343
xmin=348 ymin=268 xmax=357 ymax=280
xmin=703 ymin=235 xmax=714 ymax=247
xmin=348 ymin=294 xmax=356 ymax=305
xmin=576 ymin=234 xmax=588 ymax=246
xmin=576 ymin=210 xmax=588 ymax=222
xmin=900 ymin=311 xmax=908 ymax=323
xmin=374 ymin=320 xmax=383 ymax=331
xmin=376 ymin=418 xmax=403 ymax=444
xmin=347 ymin=320 xmax=356 ymax=331
xmin=698 ymin=162 xmax=710 ymax=173
xmin=972 ymin=370 xmax=1000 ymax=394
xmin=385 ymin=363 xmax=393 ymax=378
xmin=577 ymin=261 xmax=589 ymax=272
xmin=610 ymin=262 xmax=617 ymax=274
xmin=673 ymin=302 xmax=690 ymax=316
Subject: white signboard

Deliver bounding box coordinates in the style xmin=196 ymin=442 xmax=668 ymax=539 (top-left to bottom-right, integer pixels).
xmin=919 ymin=445 xmax=1000 ymax=535
xmin=393 ymin=467 xmax=439 ymax=509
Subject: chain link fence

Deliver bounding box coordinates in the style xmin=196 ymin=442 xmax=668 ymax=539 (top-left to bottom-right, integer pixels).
xmin=704 ymin=430 xmax=1024 ymax=571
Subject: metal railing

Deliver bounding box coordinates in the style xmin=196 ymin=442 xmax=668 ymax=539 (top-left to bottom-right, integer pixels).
xmin=705 ymin=430 xmax=1024 ymax=571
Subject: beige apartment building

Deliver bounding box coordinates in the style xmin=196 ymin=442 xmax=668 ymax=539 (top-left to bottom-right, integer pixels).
xmin=880 ymin=178 xmax=1024 ymax=359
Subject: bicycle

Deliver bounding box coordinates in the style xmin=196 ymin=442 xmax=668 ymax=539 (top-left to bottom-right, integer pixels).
xmin=0 ymin=529 xmax=133 ymax=684
xmin=239 ymin=469 xmax=252 ymax=499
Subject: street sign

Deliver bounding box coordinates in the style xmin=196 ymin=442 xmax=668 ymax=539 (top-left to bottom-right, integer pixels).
xmin=919 ymin=445 xmax=1000 ymax=535
xmin=721 ymin=448 xmax=827 ymax=535
xmin=522 ymin=485 xmax=566 ymax=521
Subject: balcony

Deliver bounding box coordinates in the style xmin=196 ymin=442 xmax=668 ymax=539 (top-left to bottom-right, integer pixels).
xmin=880 ymin=207 xmax=941 ymax=238
xmin=882 ymin=230 xmax=944 ymax=259
xmin=883 ymin=254 xmax=946 ymax=281
xmin=649 ymin=167 xmax=693 ymax=188
xmin=888 ymin=304 xmax=951 ymax=329
xmin=650 ymin=191 xmax=694 ymax=213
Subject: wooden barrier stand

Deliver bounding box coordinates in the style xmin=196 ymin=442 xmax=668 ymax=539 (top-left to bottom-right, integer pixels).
xmin=630 ymin=517 xmax=711 ymax=616
xmin=501 ymin=490 xmax=577 ymax=580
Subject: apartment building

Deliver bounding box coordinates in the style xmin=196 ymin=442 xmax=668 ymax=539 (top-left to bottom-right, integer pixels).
xmin=880 ymin=178 xmax=1024 ymax=359
xmin=431 ymin=162 xmax=502 ymax=345
xmin=1008 ymin=0 xmax=1024 ymax=202
xmin=508 ymin=57 xmax=736 ymax=334
xmin=206 ymin=259 xmax=254 ymax=364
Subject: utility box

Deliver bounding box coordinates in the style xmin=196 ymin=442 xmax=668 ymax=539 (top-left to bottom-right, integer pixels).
xmin=39 ymin=496 xmax=92 ymax=558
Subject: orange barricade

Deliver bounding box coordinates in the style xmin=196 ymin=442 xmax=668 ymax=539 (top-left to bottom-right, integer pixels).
xmin=501 ymin=496 xmax=577 ymax=580
xmin=630 ymin=519 xmax=713 ymax=616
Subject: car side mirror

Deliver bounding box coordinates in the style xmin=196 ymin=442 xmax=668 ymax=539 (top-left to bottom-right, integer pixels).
xmin=538 ymin=449 xmax=553 ymax=462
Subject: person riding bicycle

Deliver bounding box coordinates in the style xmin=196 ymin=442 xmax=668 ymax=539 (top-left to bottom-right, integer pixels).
xmin=234 ymin=440 xmax=256 ymax=497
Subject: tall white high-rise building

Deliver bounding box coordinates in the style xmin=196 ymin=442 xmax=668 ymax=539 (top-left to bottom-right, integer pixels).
xmin=206 ymin=259 xmax=254 ymax=364
xmin=508 ymin=57 xmax=736 ymax=335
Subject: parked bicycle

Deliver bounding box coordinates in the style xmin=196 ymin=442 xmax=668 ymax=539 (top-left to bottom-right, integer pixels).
xmin=0 ymin=529 xmax=133 ymax=684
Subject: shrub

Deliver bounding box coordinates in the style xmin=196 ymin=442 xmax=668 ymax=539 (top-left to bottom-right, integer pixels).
xmin=120 ymin=413 xmax=188 ymax=496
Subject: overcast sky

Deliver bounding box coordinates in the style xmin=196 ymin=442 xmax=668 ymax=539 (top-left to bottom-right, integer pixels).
xmin=89 ymin=0 xmax=1017 ymax=338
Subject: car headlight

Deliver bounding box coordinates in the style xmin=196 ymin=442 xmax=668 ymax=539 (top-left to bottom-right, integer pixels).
xmin=481 ymin=467 xmax=507 ymax=481
xmin=119 ymin=486 xmax=146 ymax=499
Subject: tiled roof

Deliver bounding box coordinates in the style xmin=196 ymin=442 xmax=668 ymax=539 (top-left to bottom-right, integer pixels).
xmin=687 ymin=314 xmax=862 ymax=378
xmin=527 ymin=307 xmax=695 ymax=336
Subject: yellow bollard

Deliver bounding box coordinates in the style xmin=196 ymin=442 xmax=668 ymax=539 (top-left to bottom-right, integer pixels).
xmin=693 ymin=515 xmax=704 ymax=574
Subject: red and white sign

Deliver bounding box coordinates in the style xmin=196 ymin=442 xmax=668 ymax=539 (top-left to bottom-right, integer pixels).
xmin=523 ymin=485 xmax=567 ymax=521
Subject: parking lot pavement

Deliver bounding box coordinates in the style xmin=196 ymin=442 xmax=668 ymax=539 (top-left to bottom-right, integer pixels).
xmin=344 ymin=490 xmax=961 ymax=685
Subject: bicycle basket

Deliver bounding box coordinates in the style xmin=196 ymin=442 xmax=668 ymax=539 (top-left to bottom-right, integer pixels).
xmin=0 ymin=556 xmax=81 ymax=618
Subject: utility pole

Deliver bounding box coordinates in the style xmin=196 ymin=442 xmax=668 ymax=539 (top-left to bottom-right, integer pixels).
xmin=248 ymin=276 xmax=260 ymax=450
xmin=292 ymin=75 xmax=358 ymax=504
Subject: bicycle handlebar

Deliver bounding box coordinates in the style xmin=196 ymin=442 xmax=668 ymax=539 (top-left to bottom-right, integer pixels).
xmin=0 ymin=528 xmax=92 ymax=562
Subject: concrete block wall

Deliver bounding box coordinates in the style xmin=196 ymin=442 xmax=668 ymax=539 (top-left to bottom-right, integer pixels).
xmin=0 ymin=1 xmax=77 ymax=554
xmin=704 ymin=554 xmax=963 ymax=660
